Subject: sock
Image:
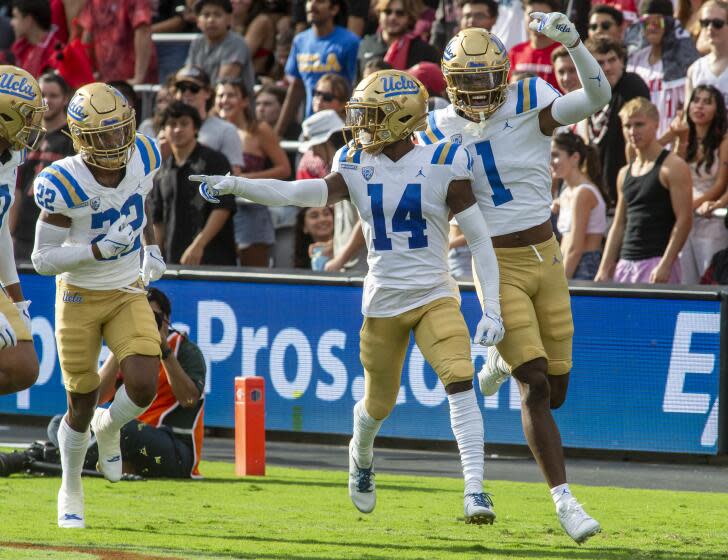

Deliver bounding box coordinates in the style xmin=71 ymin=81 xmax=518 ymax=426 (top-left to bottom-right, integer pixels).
xmin=551 ymin=483 xmax=572 ymax=507
xmin=448 ymin=388 xmax=484 ymax=496
xmin=58 ymin=415 xmax=90 ymax=495
xmin=351 ymin=400 xmax=383 ymax=468
xmin=94 ymin=385 xmax=148 ymax=433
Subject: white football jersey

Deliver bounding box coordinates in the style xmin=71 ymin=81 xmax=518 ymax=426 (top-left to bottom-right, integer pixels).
xmin=416 ymin=77 xmax=560 ymax=237
xmin=331 ymin=142 xmax=473 ymax=317
xmin=32 ymin=134 xmax=161 ymax=290
xmin=0 ymin=149 xmax=25 ymax=233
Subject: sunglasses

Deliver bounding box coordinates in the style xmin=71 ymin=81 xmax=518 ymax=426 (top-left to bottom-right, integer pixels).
xmin=639 ymin=14 xmax=665 ymax=27
xmin=175 ymin=82 xmax=203 ymax=94
xmin=313 ymin=89 xmax=336 ymax=102
xmin=700 ymin=18 xmax=726 ymax=29
xmin=589 ymin=21 xmax=614 ymax=31
xmin=383 ymin=8 xmax=406 ymax=16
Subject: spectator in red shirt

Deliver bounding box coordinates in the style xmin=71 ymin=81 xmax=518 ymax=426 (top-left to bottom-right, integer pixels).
xmin=507 ymin=0 xmax=562 ymax=89
xmin=10 ymin=0 xmax=64 ymax=78
xmin=78 ymin=0 xmax=157 ymax=84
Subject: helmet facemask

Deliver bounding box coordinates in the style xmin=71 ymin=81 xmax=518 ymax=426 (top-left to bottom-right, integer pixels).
xmin=445 ymin=62 xmax=509 ymax=122
xmin=344 ymin=99 xmax=426 ymax=154
xmin=1 ymin=99 xmax=47 ymax=151
xmin=71 ymin=113 xmax=136 ymax=170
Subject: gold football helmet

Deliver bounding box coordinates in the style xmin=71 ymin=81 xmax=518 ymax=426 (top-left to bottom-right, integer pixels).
xmin=344 ymin=70 xmax=428 ymax=154
xmin=0 ymin=65 xmax=47 ymax=151
xmin=67 ymin=83 xmax=136 ymax=170
xmin=441 ymin=28 xmax=510 ymax=122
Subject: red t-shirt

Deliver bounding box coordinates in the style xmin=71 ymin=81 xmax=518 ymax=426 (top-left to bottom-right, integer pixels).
xmin=599 ymin=0 xmax=639 ymax=23
xmin=78 ymin=0 xmax=157 ymax=82
xmin=508 ymin=41 xmax=560 ymax=91
xmin=11 ymin=27 xmax=63 ymax=78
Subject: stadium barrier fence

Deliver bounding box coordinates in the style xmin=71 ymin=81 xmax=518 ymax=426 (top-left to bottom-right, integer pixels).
xmin=2 ymin=266 xmax=725 ymax=456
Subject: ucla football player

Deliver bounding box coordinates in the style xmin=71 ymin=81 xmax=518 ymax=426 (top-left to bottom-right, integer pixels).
xmin=31 ymin=83 xmax=166 ymax=528
xmin=0 ymin=66 xmax=45 ymax=395
xmin=192 ymin=70 xmax=504 ymax=524
xmin=418 ymin=13 xmax=610 ymax=543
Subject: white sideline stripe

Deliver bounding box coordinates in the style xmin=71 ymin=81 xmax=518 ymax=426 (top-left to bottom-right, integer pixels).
xmin=0 ymin=442 xmax=31 ymax=449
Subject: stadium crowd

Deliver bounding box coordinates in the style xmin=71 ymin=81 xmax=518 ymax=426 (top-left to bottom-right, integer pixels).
xmin=3 ymin=0 xmax=728 ymax=284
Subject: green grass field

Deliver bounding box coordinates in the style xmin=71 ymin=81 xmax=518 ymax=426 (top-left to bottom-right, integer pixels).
xmin=0 ymin=460 xmax=726 ymax=560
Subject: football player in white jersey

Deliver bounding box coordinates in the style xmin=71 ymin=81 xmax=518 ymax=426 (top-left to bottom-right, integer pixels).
xmin=30 ymin=83 xmax=167 ymax=529
xmin=418 ymin=14 xmax=611 ymax=543
xmin=192 ymin=69 xmax=505 ymax=524
xmin=0 ymin=65 xmax=46 ymax=395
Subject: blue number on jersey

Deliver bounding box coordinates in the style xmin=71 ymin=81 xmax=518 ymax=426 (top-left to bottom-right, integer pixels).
xmin=90 ymin=193 xmax=144 ymax=260
xmin=35 ymin=183 xmax=57 ymax=212
xmin=367 ymin=183 xmax=428 ymax=250
xmin=474 ymin=140 xmax=514 ymax=207
xmin=0 ymin=184 xmax=11 ymax=227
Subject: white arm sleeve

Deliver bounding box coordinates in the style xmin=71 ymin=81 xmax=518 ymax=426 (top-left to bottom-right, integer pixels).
xmin=455 ymin=204 xmax=501 ymax=314
xmin=231 ymin=177 xmax=329 ymax=208
xmin=31 ymin=220 xmax=95 ymax=276
xmin=551 ymin=41 xmax=612 ymax=125
xmin=0 ymin=218 xmax=19 ymax=287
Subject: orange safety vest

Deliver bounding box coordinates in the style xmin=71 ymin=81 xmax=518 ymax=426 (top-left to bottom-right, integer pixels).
xmin=138 ymin=332 xmax=205 ymax=478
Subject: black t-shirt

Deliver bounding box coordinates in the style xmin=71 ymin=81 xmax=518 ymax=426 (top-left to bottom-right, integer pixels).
xmin=357 ymin=33 xmax=441 ymax=79
xmin=587 ymin=72 xmax=650 ymax=205
xmin=14 ymin=125 xmax=75 ymax=261
xmin=151 ymin=143 xmax=237 ymax=266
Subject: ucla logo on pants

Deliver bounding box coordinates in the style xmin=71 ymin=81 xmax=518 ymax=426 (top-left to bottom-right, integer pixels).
xmin=0 ymin=73 xmax=35 ymax=101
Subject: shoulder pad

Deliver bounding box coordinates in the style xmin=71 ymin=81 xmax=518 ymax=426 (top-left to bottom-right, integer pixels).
xmin=418 ymin=111 xmax=447 ymax=145
xmin=338 ymin=144 xmax=363 ymax=165
xmin=36 ymin=162 xmax=90 ymax=210
xmin=134 ymin=133 xmax=162 ymax=176
xmin=514 ymin=77 xmax=561 ymax=115
xmin=431 ymin=142 xmax=460 ymax=165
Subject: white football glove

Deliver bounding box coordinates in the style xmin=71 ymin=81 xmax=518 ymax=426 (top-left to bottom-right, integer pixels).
xmin=14 ymin=300 xmax=32 ymax=334
xmin=189 ymin=174 xmax=237 ymax=204
xmin=474 ymin=308 xmax=505 ymax=347
xmin=96 ymin=215 xmax=134 ymax=259
xmin=140 ymin=245 xmax=166 ymax=285
xmin=529 ymin=11 xmax=580 ymax=48
xmin=0 ymin=311 xmax=17 ymax=350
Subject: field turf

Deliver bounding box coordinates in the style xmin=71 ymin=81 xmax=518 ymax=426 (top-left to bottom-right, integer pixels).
xmin=0 ymin=460 xmax=726 ymax=560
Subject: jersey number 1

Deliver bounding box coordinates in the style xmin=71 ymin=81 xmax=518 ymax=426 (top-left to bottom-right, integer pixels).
xmin=368 ymin=183 xmax=428 ymax=250
xmin=474 ymin=140 xmax=514 ymax=206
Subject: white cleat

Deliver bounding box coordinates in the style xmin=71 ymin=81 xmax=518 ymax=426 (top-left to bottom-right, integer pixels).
xmin=478 ymin=346 xmax=511 ymax=397
xmin=58 ymin=488 xmax=85 ymax=528
xmin=348 ymin=440 xmax=376 ymax=513
xmin=557 ymin=496 xmax=601 ymax=544
xmin=91 ymin=408 xmax=122 ymax=482
xmin=464 ymin=492 xmax=496 ymax=525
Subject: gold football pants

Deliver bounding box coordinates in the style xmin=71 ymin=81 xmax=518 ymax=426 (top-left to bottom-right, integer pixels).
xmin=359 ymin=297 xmax=474 ymax=420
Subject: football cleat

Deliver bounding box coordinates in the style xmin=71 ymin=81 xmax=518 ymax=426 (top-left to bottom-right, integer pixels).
xmin=58 ymin=488 xmax=84 ymax=528
xmin=464 ymin=492 xmax=496 ymax=525
xmin=557 ymin=496 xmax=601 ymax=544
xmin=344 ymin=69 xmax=428 ymax=154
xmin=478 ymin=346 xmax=511 ymax=396
xmin=91 ymin=408 xmax=122 ymax=483
xmin=348 ymin=440 xmax=376 ymax=513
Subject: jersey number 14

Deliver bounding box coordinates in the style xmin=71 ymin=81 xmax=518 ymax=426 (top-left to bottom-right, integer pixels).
xmin=368 ymin=183 xmax=428 ymax=250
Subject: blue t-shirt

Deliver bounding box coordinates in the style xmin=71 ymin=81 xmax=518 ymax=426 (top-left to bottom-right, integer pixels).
xmin=284 ymin=26 xmax=360 ymax=117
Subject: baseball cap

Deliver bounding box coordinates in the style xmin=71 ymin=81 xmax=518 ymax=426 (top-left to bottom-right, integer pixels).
xmin=298 ymin=110 xmax=344 ymax=153
xmin=174 ymin=66 xmax=210 ymax=88
xmin=407 ymin=62 xmax=446 ymax=96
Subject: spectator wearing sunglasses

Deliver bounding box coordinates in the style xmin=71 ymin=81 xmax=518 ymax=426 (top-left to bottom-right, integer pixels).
xmin=627 ymin=0 xmax=699 ymax=136
xmin=171 ymin=65 xmax=244 ymax=172
xmin=685 ymin=0 xmax=728 ymax=109
xmin=588 ymin=5 xmax=625 ymax=43
xmin=311 ymin=73 xmax=350 ymax=119
xmin=357 ymin=0 xmax=440 ymax=79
